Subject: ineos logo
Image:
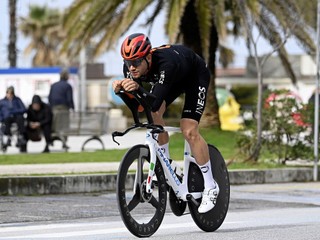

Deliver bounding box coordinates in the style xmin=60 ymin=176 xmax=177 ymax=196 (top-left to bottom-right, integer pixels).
xmin=196 ymin=86 xmax=206 ymax=114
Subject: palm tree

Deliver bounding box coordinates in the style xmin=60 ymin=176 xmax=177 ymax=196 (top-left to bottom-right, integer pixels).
xmin=61 ymin=0 xmax=316 ymax=127
xmin=8 ymin=0 xmax=17 ymax=67
xmin=19 ymin=5 xmax=67 ymax=66
xmin=296 ymin=0 xmax=318 ymax=30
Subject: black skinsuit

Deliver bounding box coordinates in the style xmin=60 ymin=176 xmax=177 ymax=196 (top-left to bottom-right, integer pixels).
xmin=123 ymin=45 xmax=210 ymax=122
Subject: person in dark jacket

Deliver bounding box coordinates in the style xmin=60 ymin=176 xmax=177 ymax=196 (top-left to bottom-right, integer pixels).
xmin=48 ymin=68 xmax=74 ymax=111
xmin=48 ymin=68 xmax=74 ymax=148
xmin=0 ymin=86 xmax=26 ymax=151
xmin=26 ymin=95 xmax=53 ymax=153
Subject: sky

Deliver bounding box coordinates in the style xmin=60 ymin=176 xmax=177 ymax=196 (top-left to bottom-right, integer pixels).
xmin=0 ymin=0 xmax=306 ymax=76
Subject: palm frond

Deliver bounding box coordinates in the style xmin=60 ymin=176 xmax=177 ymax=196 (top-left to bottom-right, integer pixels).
xmin=62 ymin=0 xmax=92 ymax=29
xmin=194 ymin=0 xmax=214 ymax=62
xmin=19 ymin=4 xmax=64 ymax=66
xmin=94 ymin=0 xmax=153 ymax=56
xmin=165 ymin=0 xmax=188 ymax=43
xmin=144 ymin=0 xmax=165 ymax=26
xmin=211 ymin=0 xmax=226 ymax=39
xmin=256 ymin=4 xmax=297 ymax=84
xmin=218 ymin=44 xmax=235 ymax=68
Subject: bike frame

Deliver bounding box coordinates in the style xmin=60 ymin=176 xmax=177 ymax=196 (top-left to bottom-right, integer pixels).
xmin=144 ymin=126 xmax=202 ymax=201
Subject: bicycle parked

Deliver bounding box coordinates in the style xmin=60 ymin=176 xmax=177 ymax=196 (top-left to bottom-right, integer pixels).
xmin=112 ymin=89 xmax=230 ymax=237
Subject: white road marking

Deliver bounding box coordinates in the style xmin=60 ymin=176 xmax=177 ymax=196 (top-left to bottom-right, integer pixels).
xmin=1 ymin=207 xmax=319 ymax=239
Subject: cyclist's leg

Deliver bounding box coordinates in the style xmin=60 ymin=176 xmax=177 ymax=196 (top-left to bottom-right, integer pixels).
xmin=150 ymin=85 xmax=182 ymax=158
xmin=151 ymin=100 xmax=182 ymax=173
xmin=180 ymin=119 xmax=216 ymax=184
xmin=151 ymin=101 xmax=168 ymax=145
xmin=150 ymin=80 xmax=183 ymax=139
xmin=180 ymin=118 xmax=209 ymax=165
xmin=180 ymin=65 xmax=210 ymax=167
xmin=181 ymin=62 xmax=219 ymax=213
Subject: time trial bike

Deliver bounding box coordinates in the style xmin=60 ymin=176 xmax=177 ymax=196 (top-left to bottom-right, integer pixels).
xmin=112 ymin=89 xmax=230 ymax=237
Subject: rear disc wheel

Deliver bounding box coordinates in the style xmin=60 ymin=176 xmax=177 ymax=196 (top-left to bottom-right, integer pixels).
xmin=188 ymin=144 xmax=230 ymax=232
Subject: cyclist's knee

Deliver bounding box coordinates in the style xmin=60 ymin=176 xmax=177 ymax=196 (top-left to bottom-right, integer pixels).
xmin=180 ymin=119 xmax=200 ymax=143
xmin=182 ymin=128 xmax=201 ymax=143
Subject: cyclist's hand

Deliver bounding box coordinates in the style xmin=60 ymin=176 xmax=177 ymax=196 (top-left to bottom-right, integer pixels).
xmin=112 ymin=80 xmax=123 ymax=93
xmin=121 ymin=79 xmax=139 ymax=92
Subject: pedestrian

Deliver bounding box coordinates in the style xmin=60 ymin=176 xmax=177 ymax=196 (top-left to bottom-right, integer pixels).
xmin=0 ymin=86 xmax=27 ymax=152
xmin=26 ymin=95 xmax=53 ymax=153
xmin=48 ymin=68 xmax=75 ymax=112
xmin=112 ymin=33 xmax=219 ymax=213
xmin=48 ymin=68 xmax=74 ymax=148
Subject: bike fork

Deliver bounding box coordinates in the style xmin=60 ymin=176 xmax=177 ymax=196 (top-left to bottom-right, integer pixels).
xmin=145 ymin=140 xmax=157 ymax=194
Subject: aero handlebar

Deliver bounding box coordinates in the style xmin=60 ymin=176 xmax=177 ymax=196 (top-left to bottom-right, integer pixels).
xmin=112 ymin=88 xmax=163 ymax=145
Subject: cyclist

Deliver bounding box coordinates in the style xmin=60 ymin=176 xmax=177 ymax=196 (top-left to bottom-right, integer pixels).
xmin=112 ymin=33 xmax=219 ymax=213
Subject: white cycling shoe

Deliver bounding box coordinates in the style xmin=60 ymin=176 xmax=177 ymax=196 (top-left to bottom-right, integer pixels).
xmin=198 ymin=182 xmax=220 ymax=214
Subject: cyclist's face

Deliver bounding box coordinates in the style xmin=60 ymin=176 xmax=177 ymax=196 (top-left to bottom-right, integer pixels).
xmin=125 ymin=54 xmax=151 ymax=78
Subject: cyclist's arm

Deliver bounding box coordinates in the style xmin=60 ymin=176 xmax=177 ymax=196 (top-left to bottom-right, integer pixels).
xmin=150 ymin=64 xmax=177 ymax=112
xmin=111 ymin=65 xmax=143 ymax=93
xmin=112 ymin=79 xmax=140 ymax=93
xmin=112 ymin=80 xmax=123 ymax=93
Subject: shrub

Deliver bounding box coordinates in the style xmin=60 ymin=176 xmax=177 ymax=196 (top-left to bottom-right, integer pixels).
xmin=237 ymin=89 xmax=316 ymax=164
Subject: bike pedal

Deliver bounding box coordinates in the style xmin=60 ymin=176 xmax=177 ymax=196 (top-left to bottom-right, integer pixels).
xmin=186 ymin=194 xmax=200 ymax=207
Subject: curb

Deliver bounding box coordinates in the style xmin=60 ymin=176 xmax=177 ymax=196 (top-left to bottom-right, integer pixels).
xmin=0 ymin=168 xmax=317 ymax=196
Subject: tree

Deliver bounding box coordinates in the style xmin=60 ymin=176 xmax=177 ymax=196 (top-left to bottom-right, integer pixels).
xmin=8 ymin=0 xmax=17 ymax=67
xmin=61 ymin=0 xmax=316 ymax=127
xmin=62 ymin=0 xmax=222 ymax=126
xmin=235 ymin=0 xmax=316 ymax=161
xmin=237 ymin=0 xmax=293 ymax=160
xmin=296 ymin=0 xmax=318 ymax=30
xmin=19 ymin=5 xmax=67 ymax=66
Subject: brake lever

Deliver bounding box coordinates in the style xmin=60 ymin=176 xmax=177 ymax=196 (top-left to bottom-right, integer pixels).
xmin=112 ymin=131 xmax=124 ymax=145
xmin=111 ymin=124 xmax=144 ymax=145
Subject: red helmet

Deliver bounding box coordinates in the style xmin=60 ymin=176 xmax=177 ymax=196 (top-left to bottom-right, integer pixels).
xmin=121 ymin=33 xmax=151 ymax=60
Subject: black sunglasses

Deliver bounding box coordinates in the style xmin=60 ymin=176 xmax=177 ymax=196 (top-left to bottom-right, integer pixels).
xmin=124 ymin=58 xmax=144 ymax=68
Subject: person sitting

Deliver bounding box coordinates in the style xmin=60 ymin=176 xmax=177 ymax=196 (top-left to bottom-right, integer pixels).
xmin=0 ymin=86 xmax=27 ymax=152
xmin=26 ymin=95 xmax=53 ymax=153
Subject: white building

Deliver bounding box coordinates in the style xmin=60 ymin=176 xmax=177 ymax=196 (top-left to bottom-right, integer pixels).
xmin=0 ymin=67 xmax=79 ymax=108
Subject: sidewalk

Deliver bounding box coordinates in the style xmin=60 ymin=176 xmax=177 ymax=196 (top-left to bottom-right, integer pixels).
xmin=0 ymin=162 xmax=122 ymax=175
xmin=0 ymin=130 xmax=318 ymax=196
xmin=0 ymin=130 xmax=147 ymax=155
xmin=0 ymin=130 xmax=170 ymax=176
xmin=0 ymin=129 xmax=181 ymax=176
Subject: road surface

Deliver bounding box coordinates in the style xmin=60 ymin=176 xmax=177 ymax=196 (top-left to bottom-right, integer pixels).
xmin=0 ymin=182 xmax=319 ymax=239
